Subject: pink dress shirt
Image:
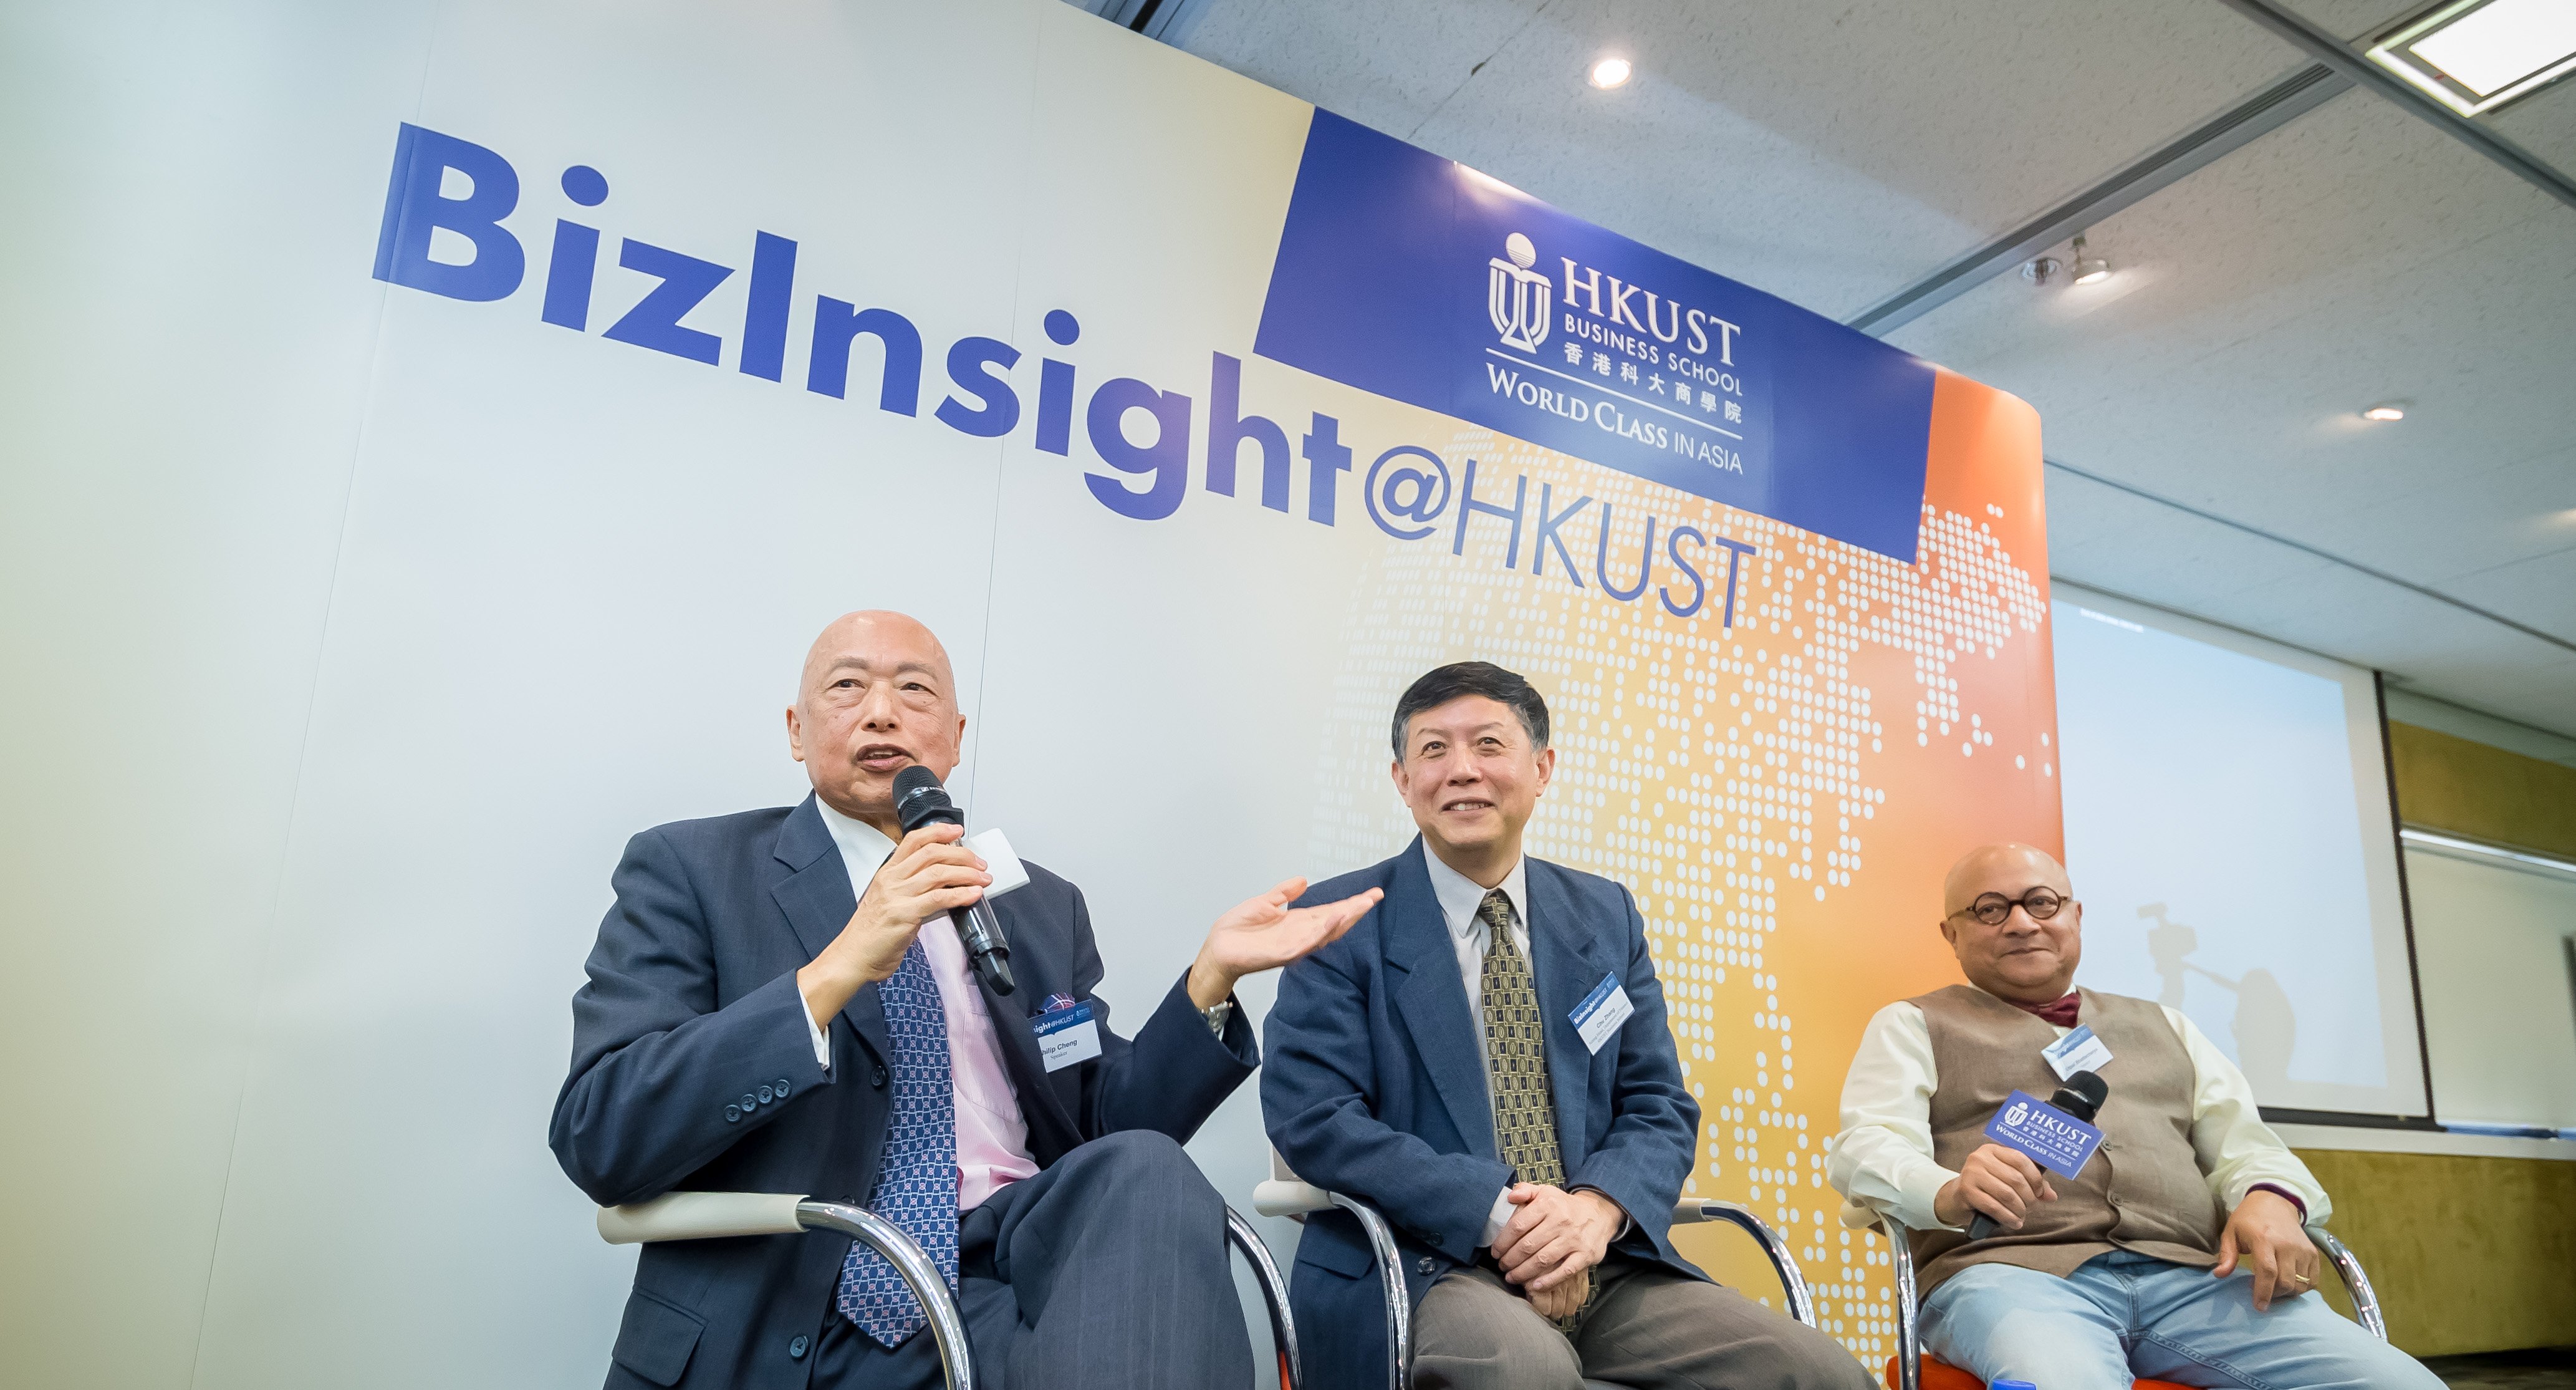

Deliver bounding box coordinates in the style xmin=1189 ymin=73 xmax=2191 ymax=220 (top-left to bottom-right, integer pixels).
xmin=810 ymin=802 xmax=1039 ymax=1211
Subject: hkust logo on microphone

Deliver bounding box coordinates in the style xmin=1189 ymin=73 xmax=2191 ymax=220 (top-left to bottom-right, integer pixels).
xmin=1983 ymin=1088 xmax=2105 ymax=1179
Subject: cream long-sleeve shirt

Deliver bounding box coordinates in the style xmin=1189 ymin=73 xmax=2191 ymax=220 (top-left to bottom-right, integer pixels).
xmin=1826 ymin=994 xmax=2330 ymax=1233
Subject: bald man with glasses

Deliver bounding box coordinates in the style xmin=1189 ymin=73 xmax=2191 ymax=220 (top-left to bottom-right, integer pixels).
xmin=1824 ymin=843 xmax=2441 ymax=1390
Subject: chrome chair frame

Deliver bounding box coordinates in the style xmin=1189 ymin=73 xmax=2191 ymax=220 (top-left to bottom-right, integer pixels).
xmin=1255 ymin=1177 xmax=1820 ymax=1390
xmin=601 ymin=1191 xmax=1307 ymax=1390
xmin=1871 ymin=1213 xmax=2388 ymax=1390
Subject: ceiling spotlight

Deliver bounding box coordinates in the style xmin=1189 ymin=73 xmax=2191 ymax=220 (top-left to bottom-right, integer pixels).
xmin=1589 ymin=56 xmax=1633 ymax=89
xmin=2367 ymin=0 xmax=2576 ymax=117
xmin=2021 ymin=256 xmax=2062 ymax=286
xmin=2363 ymin=402 xmax=2408 ymax=421
xmin=2070 ymin=232 xmax=2112 ymax=284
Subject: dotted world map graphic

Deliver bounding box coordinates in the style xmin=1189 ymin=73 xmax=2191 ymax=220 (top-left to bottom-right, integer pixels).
xmin=1308 ymin=424 xmax=2054 ymax=1363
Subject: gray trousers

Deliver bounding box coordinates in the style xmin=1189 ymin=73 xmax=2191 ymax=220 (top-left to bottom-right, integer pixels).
xmin=812 ymin=1129 xmax=1253 ymax=1390
xmin=1411 ymin=1257 xmax=1875 ymax=1390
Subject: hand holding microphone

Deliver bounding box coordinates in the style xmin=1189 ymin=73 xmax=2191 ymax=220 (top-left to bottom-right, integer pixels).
xmin=1936 ymin=1070 xmax=2110 ymax=1240
xmin=892 ymin=765 xmax=1019 ymax=995
xmin=792 ymin=768 xmax=1021 ymax=1025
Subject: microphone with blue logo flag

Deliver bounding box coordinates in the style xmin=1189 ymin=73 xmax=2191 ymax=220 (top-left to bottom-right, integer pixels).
xmin=1965 ymin=1069 xmax=2110 ymax=1242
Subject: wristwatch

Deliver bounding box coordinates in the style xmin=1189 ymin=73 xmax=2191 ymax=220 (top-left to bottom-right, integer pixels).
xmin=1201 ymin=999 xmax=1233 ymax=1036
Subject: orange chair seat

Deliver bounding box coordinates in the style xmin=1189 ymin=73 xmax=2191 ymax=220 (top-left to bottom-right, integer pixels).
xmin=1883 ymin=1355 xmax=2189 ymax=1390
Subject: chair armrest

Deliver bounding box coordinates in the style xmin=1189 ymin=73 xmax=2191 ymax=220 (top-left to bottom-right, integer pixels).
xmin=1880 ymin=1215 xmax=1921 ymax=1390
xmin=1671 ymin=1199 xmax=1817 ymax=1326
xmin=1252 ymin=1180 xmax=1411 ymax=1390
xmin=1226 ymin=1206 xmax=1304 ymax=1390
xmin=597 ymin=1191 xmax=809 ymax=1244
xmin=2307 ymin=1226 xmax=2389 ymax=1342
xmin=1253 ymin=1179 xmax=1335 ymax=1219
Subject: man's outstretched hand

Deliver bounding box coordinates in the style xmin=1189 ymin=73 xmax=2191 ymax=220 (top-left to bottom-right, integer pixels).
xmin=1186 ymin=878 xmax=1383 ymax=1008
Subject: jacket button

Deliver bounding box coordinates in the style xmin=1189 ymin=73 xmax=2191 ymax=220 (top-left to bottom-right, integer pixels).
xmin=788 ymin=1334 xmax=809 ymax=1359
xmin=724 ymin=1104 xmax=743 ymax=1123
xmin=870 ymin=1065 xmax=888 ymax=1088
xmin=757 ymin=1085 xmax=776 ymax=1104
xmin=741 ymin=1093 xmax=760 ymax=1111
xmin=1415 ymin=1257 xmax=1435 ymax=1275
xmin=776 ymin=1078 xmax=792 ymax=1097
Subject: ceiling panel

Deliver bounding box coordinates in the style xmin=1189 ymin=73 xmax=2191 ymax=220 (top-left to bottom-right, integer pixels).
xmin=1179 ymin=0 xmax=2312 ymax=316
xmin=2488 ymin=79 xmax=2576 ymax=180
xmin=2440 ymin=543 xmax=2576 ymax=635
xmin=1885 ymin=87 xmax=2576 ymax=731
xmin=2047 ymin=468 xmax=2576 ymax=732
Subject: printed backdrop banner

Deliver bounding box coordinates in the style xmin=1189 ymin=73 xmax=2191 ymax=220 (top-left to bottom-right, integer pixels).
xmin=0 ymin=1 xmax=2056 ymax=1386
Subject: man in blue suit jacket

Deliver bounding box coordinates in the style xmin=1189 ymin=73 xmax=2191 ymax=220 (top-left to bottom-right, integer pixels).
xmin=552 ymin=611 xmax=1378 ymax=1390
xmin=1263 ymin=662 xmax=1871 ymax=1390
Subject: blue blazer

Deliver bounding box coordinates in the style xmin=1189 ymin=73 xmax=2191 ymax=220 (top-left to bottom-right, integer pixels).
xmin=1262 ymin=841 xmax=1703 ymax=1390
xmin=549 ymin=795 xmax=1256 ymax=1390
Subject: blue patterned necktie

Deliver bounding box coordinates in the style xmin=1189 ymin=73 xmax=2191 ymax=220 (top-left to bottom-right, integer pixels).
xmin=835 ymin=940 xmax=959 ymax=1346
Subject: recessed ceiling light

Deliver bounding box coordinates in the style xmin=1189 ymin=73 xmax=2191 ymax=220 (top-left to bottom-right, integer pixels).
xmin=2363 ymin=402 xmax=2408 ymax=421
xmin=2366 ymin=0 xmax=2576 ymax=116
xmin=1589 ymin=56 xmax=1633 ymax=89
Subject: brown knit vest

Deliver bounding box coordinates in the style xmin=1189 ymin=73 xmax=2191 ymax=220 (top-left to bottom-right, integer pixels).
xmin=1907 ymin=984 xmax=2223 ymax=1294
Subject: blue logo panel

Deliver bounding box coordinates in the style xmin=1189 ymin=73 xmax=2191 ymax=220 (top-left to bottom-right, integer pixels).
xmin=1981 ymin=1088 xmax=2106 ymax=1179
xmin=1255 ymin=110 xmax=1934 ymax=562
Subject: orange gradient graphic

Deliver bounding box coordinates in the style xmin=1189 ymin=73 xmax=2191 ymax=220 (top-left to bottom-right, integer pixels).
xmin=1306 ymin=369 xmax=2054 ymax=1363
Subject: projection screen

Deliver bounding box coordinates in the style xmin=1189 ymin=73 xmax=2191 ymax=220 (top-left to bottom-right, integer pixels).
xmin=2049 ymin=583 xmax=2428 ymax=1119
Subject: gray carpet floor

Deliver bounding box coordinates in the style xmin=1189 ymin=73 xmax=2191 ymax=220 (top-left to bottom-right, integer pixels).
xmin=2426 ymin=1346 xmax=2576 ymax=1389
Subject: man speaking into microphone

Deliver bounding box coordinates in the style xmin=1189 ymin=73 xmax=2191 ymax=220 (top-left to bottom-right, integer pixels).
xmin=1825 ymin=842 xmax=2439 ymax=1390
xmin=550 ymin=610 xmax=1381 ymax=1390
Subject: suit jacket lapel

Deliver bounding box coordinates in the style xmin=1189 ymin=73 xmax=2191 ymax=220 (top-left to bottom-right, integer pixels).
xmin=769 ymin=796 xmax=890 ymax=1065
xmin=1526 ymin=861 xmax=1601 ymax=1166
xmin=1386 ymin=841 xmax=1498 ymax=1160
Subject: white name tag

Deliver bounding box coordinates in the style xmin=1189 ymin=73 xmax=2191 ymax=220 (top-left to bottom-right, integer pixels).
xmin=1570 ymin=973 xmax=1633 ymax=1055
xmin=966 ymin=828 xmax=1031 ymax=898
xmin=2042 ymin=1023 xmax=2113 ymax=1080
xmin=1034 ymin=1000 xmax=1102 ymax=1072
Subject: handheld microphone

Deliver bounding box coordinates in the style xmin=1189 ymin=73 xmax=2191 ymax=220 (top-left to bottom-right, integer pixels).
xmin=1966 ymin=1068 xmax=2108 ymax=1242
xmin=892 ymin=765 xmax=1017 ymax=997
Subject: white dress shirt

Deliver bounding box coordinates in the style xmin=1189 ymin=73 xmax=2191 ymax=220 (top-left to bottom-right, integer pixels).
xmin=804 ymin=802 xmax=1039 ymax=1210
xmin=1827 ymin=993 xmax=2330 ymax=1233
xmin=1419 ymin=843 xmax=1630 ymax=1247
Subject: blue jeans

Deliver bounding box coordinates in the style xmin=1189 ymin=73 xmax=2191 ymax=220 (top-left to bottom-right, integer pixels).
xmin=1918 ymin=1252 xmax=2442 ymax=1390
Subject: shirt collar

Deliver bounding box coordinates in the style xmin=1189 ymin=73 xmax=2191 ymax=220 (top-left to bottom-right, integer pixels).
xmin=814 ymin=796 xmax=899 ymax=874
xmin=1420 ymin=841 xmax=1527 ymax=940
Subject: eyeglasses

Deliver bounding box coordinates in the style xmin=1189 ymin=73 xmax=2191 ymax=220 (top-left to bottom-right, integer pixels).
xmin=1950 ymin=888 xmax=2068 ymax=927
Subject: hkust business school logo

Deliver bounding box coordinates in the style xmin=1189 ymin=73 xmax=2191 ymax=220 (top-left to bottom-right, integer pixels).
xmin=1482 ymin=231 xmax=1752 ymax=478
xmin=1487 ymin=233 xmax=1554 ymax=352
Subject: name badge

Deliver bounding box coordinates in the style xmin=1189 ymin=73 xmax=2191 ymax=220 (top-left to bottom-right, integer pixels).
xmin=1034 ymin=999 xmax=1102 ymax=1073
xmin=1982 ymin=1088 xmax=2106 ymax=1179
xmin=2041 ymin=1025 xmax=2113 ymax=1080
xmin=1569 ymin=973 xmax=1633 ymax=1055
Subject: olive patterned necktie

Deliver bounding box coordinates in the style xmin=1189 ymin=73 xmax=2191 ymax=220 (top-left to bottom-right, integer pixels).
xmin=1476 ymin=889 xmax=1592 ymax=1330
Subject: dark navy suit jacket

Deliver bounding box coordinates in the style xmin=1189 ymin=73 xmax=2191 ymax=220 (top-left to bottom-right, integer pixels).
xmin=1261 ymin=841 xmax=1702 ymax=1390
xmin=549 ymin=795 xmax=1256 ymax=1390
